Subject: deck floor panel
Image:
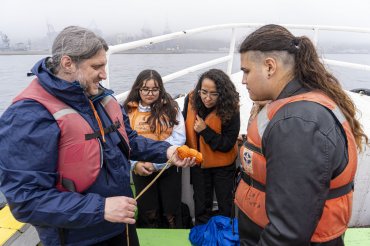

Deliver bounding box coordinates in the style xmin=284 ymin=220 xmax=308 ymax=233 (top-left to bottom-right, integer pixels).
xmin=136 ymin=228 xmax=370 ymax=246
xmin=0 ymin=206 xmax=24 ymax=230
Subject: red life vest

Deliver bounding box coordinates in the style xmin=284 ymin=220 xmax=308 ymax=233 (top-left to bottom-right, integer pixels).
xmin=234 ymin=91 xmax=357 ymax=242
xmin=13 ymin=79 xmax=130 ymax=193
xmin=185 ymin=92 xmax=237 ymax=168
xmin=126 ymin=101 xmax=173 ymax=141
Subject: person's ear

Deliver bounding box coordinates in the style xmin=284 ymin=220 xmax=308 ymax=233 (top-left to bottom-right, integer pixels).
xmin=60 ymin=55 xmax=76 ymax=74
xmin=264 ymin=57 xmax=277 ymax=79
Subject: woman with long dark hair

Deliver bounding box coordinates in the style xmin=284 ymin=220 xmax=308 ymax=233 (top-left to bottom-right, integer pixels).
xmin=123 ymin=69 xmax=185 ymax=228
xmin=235 ymin=24 xmax=368 ymax=245
xmin=183 ymin=68 xmax=240 ymax=225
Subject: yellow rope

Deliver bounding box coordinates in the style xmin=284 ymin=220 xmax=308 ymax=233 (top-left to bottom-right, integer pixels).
xmin=126 ymin=151 xmax=176 ymax=246
xmin=134 ymin=161 xmax=171 ymax=201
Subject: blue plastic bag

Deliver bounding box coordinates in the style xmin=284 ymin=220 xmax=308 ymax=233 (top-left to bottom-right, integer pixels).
xmin=189 ymin=215 xmax=239 ymax=246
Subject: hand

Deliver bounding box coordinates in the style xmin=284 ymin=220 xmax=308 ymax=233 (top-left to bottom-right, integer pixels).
xmin=134 ymin=161 xmax=154 ymax=176
xmin=194 ymin=115 xmax=206 ymax=133
xmin=167 ymin=145 xmax=197 ymax=168
xmin=237 ymin=134 xmax=244 ymax=146
xmin=104 ymin=196 xmax=137 ymax=224
xmin=143 ymin=162 xmax=155 ymax=173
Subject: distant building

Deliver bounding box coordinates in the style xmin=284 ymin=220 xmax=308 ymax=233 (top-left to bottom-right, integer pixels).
xmin=0 ymin=31 xmax=10 ymax=50
xmin=14 ymin=42 xmax=28 ymax=51
xmin=46 ymin=23 xmax=57 ymax=51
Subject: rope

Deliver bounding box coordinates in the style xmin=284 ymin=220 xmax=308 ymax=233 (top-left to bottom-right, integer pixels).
xmin=126 ymin=151 xmax=177 ymax=246
xmin=89 ymin=100 xmax=106 ymax=143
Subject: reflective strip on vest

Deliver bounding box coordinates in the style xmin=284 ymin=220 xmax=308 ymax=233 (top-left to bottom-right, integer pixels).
xmin=53 ymin=108 xmax=78 ymax=120
xmin=257 ymin=105 xmax=269 ymax=138
xmin=332 ymin=106 xmax=346 ymax=124
xmin=101 ymin=96 xmax=112 ymax=107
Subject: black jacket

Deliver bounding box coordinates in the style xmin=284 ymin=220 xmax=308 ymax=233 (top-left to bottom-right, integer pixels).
xmin=239 ymin=79 xmax=348 ymax=246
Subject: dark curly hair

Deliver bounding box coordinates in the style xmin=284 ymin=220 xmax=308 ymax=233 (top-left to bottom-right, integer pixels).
xmin=191 ymin=69 xmax=239 ymax=124
xmin=123 ymin=69 xmax=179 ymax=133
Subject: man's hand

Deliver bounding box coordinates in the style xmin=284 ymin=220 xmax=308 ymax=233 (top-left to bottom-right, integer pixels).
xmin=167 ymin=145 xmax=196 ymax=168
xmin=104 ymin=196 xmax=137 ymax=224
xmin=134 ymin=161 xmax=154 ymax=176
xmin=194 ymin=115 xmax=207 ymax=133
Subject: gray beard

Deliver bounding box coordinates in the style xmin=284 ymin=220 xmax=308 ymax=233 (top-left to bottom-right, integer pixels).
xmin=78 ymin=80 xmax=88 ymax=91
xmin=76 ymin=70 xmax=88 ymax=92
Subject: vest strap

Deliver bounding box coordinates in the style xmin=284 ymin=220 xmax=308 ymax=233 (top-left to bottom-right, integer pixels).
xmin=85 ymin=121 xmax=121 ymax=140
xmin=59 ymin=228 xmax=66 ymax=246
xmin=327 ymin=182 xmax=354 ymax=200
xmin=243 ymin=141 xmax=263 ymax=155
xmin=241 ymin=171 xmax=265 ymax=192
xmin=61 ymin=178 xmax=76 ymax=192
xmin=241 ymin=172 xmax=354 ymax=199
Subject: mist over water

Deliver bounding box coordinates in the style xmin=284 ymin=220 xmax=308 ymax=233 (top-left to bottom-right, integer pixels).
xmin=0 ymin=53 xmax=369 ymax=115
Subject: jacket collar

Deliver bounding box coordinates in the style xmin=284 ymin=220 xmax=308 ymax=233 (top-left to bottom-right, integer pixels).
xmin=30 ymin=58 xmax=114 ymax=112
xmin=276 ymin=78 xmax=310 ymax=100
xmin=126 ymin=101 xmax=152 ymax=113
xmin=138 ymin=101 xmax=151 ymax=112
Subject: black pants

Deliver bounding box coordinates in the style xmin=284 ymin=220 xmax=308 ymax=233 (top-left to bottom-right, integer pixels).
xmin=132 ymin=166 xmax=182 ymax=228
xmin=91 ymin=224 xmax=139 ymax=246
xmin=191 ymin=162 xmax=236 ymax=225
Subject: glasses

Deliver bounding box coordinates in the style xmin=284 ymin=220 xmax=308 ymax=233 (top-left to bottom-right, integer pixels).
xmin=139 ymin=88 xmax=161 ymax=96
xmin=198 ymin=89 xmax=219 ymax=100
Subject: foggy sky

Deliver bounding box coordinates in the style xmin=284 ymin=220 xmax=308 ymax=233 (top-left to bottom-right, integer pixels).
xmin=1 ymin=0 xmax=370 ymax=43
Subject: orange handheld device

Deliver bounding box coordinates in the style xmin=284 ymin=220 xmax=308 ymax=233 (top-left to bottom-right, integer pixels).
xmin=177 ymin=145 xmax=203 ymax=164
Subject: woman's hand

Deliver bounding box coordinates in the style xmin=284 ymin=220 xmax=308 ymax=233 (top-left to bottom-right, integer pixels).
xmin=134 ymin=161 xmax=154 ymax=176
xmin=194 ymin=115 xmax=206 ymax=133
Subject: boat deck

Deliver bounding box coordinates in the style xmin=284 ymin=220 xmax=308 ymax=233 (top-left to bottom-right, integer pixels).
xmin=1 ymin=203 xmax=369 ymax=246
xmin=137 ymin=228 xmax=369 ymax=245
xmin=0 ymin=206 xmax=39 ymax=246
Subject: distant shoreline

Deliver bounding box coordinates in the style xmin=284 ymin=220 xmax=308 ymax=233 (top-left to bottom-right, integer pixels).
xmin=0 ymin=50 xmax=229 ymax=55
xmin=0 ymin=50 xmax=49 ymax=55
xmin=0 ymin=50 xmax=369 ymax=56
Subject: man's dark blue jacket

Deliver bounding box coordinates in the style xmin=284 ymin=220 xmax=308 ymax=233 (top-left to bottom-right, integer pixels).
xmin=0 ymin=58 xmax=171 ymax=245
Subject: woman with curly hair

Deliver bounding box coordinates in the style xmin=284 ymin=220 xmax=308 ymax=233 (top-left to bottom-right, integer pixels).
xmin=183 ymin=68 xmax=240 ymax=225
xmin=123 ymin=69 xmax=186 ymax=228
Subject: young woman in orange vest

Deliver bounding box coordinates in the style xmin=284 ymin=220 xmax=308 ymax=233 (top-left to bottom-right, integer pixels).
xmin=183 ymin=69 xmax=240 ymax=225
xmin=123 ymin=69 xmax=186 ymax=228
xmin=235 ymin=24 xmax=369 ymax=245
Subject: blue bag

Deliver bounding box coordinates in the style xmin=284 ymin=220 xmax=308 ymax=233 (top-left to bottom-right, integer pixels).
xmin=189 ymin=215 xmax=239 ymax=246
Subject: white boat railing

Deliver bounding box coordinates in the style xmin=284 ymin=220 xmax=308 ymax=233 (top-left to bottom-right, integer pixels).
xmin=103 ymin=23 xmax=370 ymax=102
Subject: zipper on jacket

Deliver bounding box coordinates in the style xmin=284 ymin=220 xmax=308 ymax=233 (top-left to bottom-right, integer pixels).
xmin=104 ymin=159 xmax=110 ymax=185
xmin=97 ymin=138 xmax=109 ymax=185
xmin=98 ymin=138 xmax=104 ymax=168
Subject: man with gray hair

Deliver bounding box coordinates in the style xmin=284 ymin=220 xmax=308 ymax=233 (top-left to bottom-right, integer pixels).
xmin=0 ymin=26 xmax=195 ymax=245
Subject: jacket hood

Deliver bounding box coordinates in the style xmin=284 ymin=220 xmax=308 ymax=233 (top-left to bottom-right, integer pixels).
xmin=30 ymin=57 xmax=114 ymax=111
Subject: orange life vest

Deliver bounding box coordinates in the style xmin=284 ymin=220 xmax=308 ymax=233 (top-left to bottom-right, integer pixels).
xmin=13 ymin=79 xmax=130 ymax=193
xmin=234 ymin=91 xmax=357 ymax=242
xmin=126 ymin=101 xmax=173 ymax=140
xmin=185 ymin=92 xmax=237 ymax=168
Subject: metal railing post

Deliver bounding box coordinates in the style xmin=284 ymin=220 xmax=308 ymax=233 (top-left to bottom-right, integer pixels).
xmin=313 ymin=27 xmax=319 ymax=47
xmin=102 ymin=50 xmax=112 ymax=88
xmin=227 ymin=28 xmax=236 ymax=76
